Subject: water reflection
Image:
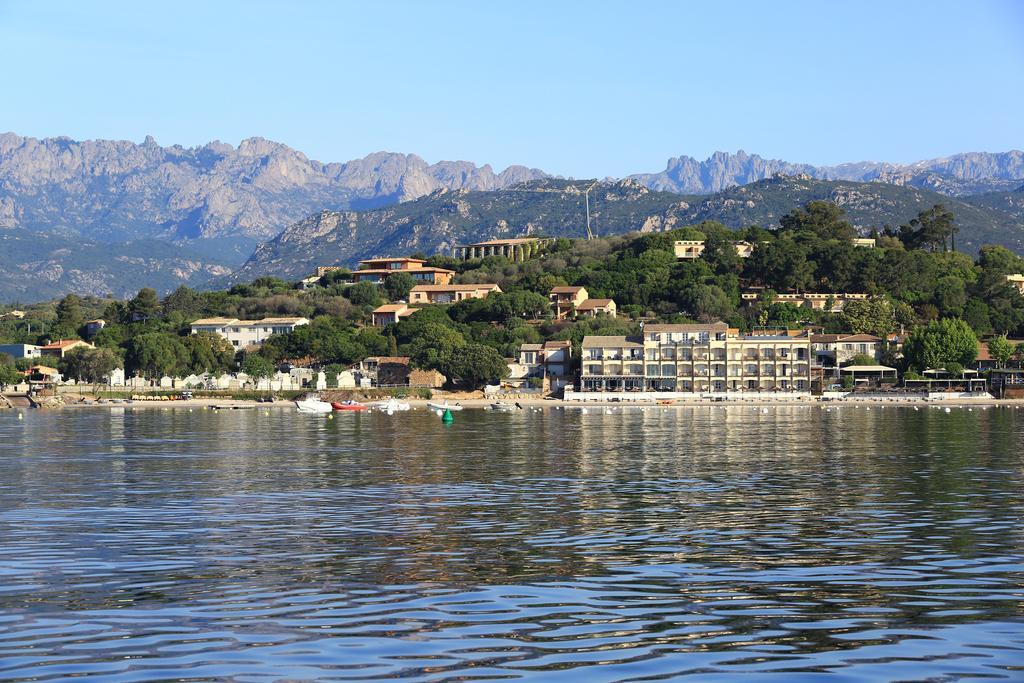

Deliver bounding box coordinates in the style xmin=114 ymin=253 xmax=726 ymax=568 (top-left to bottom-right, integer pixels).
xmin=0 ymin=406 xmax=1022 ymax=680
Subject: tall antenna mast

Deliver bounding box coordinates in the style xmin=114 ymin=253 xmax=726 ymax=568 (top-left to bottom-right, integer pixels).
xmin=584 ymin=181 xmax=597 ymax=240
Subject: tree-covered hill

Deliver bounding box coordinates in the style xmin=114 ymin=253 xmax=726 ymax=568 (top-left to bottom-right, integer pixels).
xmin=674 ymin=175 xmax=1024 ymax=253
xmin=230 ymin=176 xmax=1024 ymax=282
xmin=226 ymin=179 xmax=698 ymax=282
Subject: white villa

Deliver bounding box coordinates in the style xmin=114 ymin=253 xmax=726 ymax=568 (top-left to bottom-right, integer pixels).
xmin=189 ymin=317 xmax=309 ymax=349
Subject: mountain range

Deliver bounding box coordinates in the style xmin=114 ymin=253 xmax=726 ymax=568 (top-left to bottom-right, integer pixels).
xmin=0 ymin=131 xmax=1022 ymax=302
xmin=629 ymin=150 xmax=1024 ymax=196
xmin=0 ymin=133 xmax=546 ymax=262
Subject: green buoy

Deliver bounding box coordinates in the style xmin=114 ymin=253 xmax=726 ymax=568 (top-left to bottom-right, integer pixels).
xmin=441 ymin=408 xmax=454 ymax=423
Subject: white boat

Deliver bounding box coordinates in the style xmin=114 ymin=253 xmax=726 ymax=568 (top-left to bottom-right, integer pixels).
xmin=373 ymin=398 xmax=411 ymax=412
xmin=294 ymin=396 xmax=333 ymax=414
xmin=489 ymin=402 xmax=516 ymax=411
xmin=427 ymin=401 xmax=463 ymax=412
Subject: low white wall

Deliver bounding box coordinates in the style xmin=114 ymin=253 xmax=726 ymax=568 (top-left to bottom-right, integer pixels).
xmin=927 ymin=391 xmax=995 ymax=400
xmin=563 ymin=390 xmax=813 ymax=402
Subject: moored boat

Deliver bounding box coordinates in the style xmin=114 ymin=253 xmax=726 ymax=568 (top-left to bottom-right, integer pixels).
xmin=331 ymin=400 xmax=368 ymax=412
xmin=294 ymin=394 xmax=333 ymax=414
xmin=373 ymin=398 xmax=411 ymax=413
xmin=427 ymin=401 xmax=463 ymax=411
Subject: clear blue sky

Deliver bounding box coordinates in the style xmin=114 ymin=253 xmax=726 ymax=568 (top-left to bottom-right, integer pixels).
xmin=1 ymin=0 xmax=1021 ymax=178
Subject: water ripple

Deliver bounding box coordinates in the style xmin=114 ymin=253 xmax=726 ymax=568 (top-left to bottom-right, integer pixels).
xmin=0 ymin=406 xmax=1022 ymax=680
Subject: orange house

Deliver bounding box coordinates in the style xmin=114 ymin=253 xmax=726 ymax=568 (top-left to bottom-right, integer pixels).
xmin=350 ymin=257 xmax=454 ymax=285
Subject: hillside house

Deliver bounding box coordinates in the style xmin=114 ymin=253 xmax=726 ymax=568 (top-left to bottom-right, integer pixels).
xmin=575 ymin=298 xmax=617 ymax=318
xmin=549 ymin=286 xmax=589 ymax=319
xmin=0 ymin=343 xmax=41 ymax=359
xmin=409 ymin=283 xmax=501 ymax=304
xmin=39 ymin=339 xmax=95 ymax=359
xmin=371 ymin=303 xmax=415 ymax=326
xmin=674 ymin=240 xmax=754 ymax=260
xmin=350 ymin=257 xmax=454 ymax=285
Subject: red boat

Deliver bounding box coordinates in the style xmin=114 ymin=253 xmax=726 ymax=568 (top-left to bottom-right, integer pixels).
xmin=331 ymin=400 xmax=368 ymax=412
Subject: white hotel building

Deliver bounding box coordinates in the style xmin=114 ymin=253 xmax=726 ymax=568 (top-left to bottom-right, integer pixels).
xmin=577 ymin=322 xmax=812 ymax=397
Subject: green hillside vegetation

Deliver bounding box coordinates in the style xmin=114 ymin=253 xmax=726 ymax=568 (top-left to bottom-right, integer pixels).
xmin=226 ymin=179 xmax=694 ymax=283
xmin=230 ymin=175 xmax=1024 ymax=284
xmin=3 ymin=201 xmax=1023 ymax=387
xmin=677 ymin=175 xmax=1024 ymax=253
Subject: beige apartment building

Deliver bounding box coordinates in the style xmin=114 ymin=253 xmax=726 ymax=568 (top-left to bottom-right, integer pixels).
xmin=811 ymin=333 xmax=885 ymax=370
xmin=580 ymin=322 xmax=812 ymax=394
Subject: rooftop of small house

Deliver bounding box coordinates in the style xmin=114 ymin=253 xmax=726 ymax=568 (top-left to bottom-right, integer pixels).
xmin=576 ymin=298 xmax=615 ymax=309
xmin=411 ymin=283 xmax=500 ymax=292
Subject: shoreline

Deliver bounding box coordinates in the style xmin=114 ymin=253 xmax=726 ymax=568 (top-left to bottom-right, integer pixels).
xmin=41 ymin=395 xmax=1024 ymax=411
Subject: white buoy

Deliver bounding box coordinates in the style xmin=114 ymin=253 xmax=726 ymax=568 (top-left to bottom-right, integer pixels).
xmin=581 ymin=408 xmax=589 ymax=414
xmin=17 ymin=413 xmax=23 ymax=420
xmin=945 ymin=407 xmax=951 ymax=413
